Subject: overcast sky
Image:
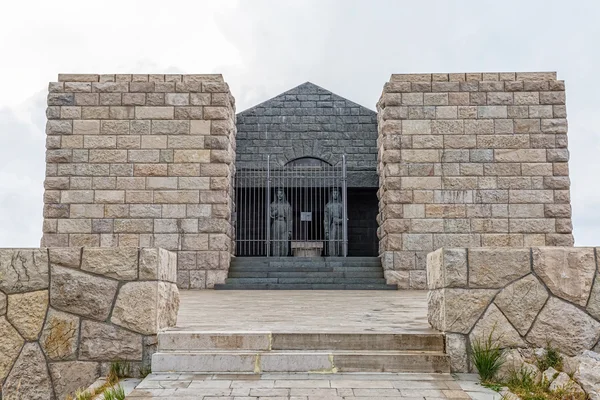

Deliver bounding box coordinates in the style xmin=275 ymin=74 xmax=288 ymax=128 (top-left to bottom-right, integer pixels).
xmin=1 ymin=0 xmax=599 ymax=247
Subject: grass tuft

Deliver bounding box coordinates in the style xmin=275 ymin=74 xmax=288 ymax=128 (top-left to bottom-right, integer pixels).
xmin=536 ymin=342 xmax=563 ymax=372
xmin=107 ymin=361 xmax=131 ymax=385
xmin=470 ymin=329 xmax=504 ymax=382
xmin=102 ymin=384 xmax=126 ymax=400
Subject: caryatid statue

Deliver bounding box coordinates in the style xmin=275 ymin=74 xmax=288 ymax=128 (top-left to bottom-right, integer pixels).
xmin=324 ymin=187 xmax=344 ymax=256
xmin=270 ymin=188 xmax=292 ymax=256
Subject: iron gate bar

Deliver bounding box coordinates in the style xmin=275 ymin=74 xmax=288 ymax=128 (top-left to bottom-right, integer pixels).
xmin=234 ymin=156 xmax=347 ymax=257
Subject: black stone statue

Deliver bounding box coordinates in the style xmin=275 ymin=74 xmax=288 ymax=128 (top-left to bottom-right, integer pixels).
xmin=270 ymin=188 xmax=292 ymax=256
xmin=324 ymin=188 xmax=343 ymax=256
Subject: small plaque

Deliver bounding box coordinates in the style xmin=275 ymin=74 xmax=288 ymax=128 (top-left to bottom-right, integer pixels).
xmin=300 ymin=212 xmax=312 ymax=222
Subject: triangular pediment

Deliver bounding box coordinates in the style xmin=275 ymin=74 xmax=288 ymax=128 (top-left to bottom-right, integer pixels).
xmin=237 ymin=82 xmax=376 ymax=117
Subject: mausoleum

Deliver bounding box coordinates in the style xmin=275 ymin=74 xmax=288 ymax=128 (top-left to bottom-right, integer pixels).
xmin=41 ymin=72 xmax=574 ymax=290
xmin=2 ymin=71 xmax=598 ymax=400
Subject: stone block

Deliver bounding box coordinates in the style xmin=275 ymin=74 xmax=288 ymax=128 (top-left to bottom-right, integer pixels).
xmin=509 ymin=190 xmax=554 ymax=203
xmin=494 ymin=274 xmax=548 ymax=335
xmin=0 ymin=249 xmax=49 ymax=294
xmin=426 ymin=248 xmax=467 ymax=289
xmin=6 ymin=290 xmax=48 ymax=341
xmin=111 ymin=281 xmax=162 ymax=334
xmin=40 ymin=308 xmax=79 ymax=361
xmin=49 ymin=361 xmax=99 ymax=400
xmin=532 ymin=247 xmax=596 ymax=306
xmin=470 ymin=304 xmax=525 ymax=348
xmin=79 ymin=320 xmax=143 ymax=360
xmin=114 ymin=218 xmax=154 ymax=233
xmin=3 ymin=342 xmax=53 ymax=400
xmin=587 ymin=273 xmax=600 ymax=320
xmin=526 ymin=297 xmax=600 ymax=356
xmin=445 ymin=333 xmax=469 ymax=373
xmin=174 ymin=149 xmax=211 ymax=163
xmin=540 ymin=91 xmax=566 ymax=105
xmin=468 ymin=248 xmax=530 ymax=288
xmin=81 ymin=247 xmax=138 ymax=280
xmin=428 ymin=288 xmax=497 ymax=333
xmin=135 ymin=106 xmax=174 ymax=119
xmin=0 ymin=316 xmax=25 ymax=383
xmin=154 ymin=190 xmax=200 ymax=203
xmin=495 ymin=149 xmax=547 ymax=162
xmin=46 ymin=120 xmax=73 ymax=135
xmin=50 ymin=265 xmax=118 ymax=320
xmin=478 ymin=106 xmax=507 ymax=118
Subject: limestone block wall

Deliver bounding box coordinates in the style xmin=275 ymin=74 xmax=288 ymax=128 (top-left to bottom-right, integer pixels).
xmin=0 ymin=247 xmax=179 ymax=399
xmin=377 ymin=72 xmax=573 ymax=289
xmin=427 ymin=247 xmax=600 ymax=372
xmin=42 ymin=74 xmax=237 ymax=289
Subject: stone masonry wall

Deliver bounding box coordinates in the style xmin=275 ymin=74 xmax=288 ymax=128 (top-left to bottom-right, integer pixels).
xmin=427 ymin=247 xmax=600 ymax=372
xmin=42 ymin=74 xmax=237 ymax=289
xmin=0 ymin=247 xmax=179 ymax=399
xmin=377 ymin=72 xmax=573 ymax=289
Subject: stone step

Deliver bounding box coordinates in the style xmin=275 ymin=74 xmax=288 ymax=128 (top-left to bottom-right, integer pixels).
xmin=231 ymin=260 xmax=381 ymax=268
xmin=158 ymin=332 xmax=445 ymax=352
xmin=224 ymin=278 xmax=387 ymax=285
xmin=233 ymin=257 xmax=381 ymax=263
xmin=214 ymin=283 xmax=398 ymax=290
xmin=229 ymin=266 xmax=382 ymax=273
xmin=231 ymin=263 xmax=382 ymax=268
xmin=151 ymin=350 xmax=450 ymax=373
xmin=229 ymin=271 xmax=384 ymax=278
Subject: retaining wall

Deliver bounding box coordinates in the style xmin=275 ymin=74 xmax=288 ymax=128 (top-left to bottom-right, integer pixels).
xmin=427 ymin=247 xmax=600 ymax=372
xmin=0 ymin=247 xmax=179 ymax=399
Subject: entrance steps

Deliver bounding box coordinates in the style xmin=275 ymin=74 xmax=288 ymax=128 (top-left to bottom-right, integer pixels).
xmin=215 ymin=257 xmax=397 ymax=290
xmin=152 ymin=331 xmax=450 ymax=373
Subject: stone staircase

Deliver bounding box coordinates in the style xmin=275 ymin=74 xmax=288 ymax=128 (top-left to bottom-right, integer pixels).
xmin=152 ymin=331 xmax=450 ymax=373
xmin=214 ymin=257 xmax=397 ymax=290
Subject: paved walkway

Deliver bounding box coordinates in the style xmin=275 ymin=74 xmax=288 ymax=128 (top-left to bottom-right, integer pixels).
xmin=173 ymin=290 xmax=434 ymax=333
xmin=126 ymin=372 xmax=500 ymax=399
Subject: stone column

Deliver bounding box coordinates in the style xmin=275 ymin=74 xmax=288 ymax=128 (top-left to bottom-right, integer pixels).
xmin=42 ymin=74 xmax=237 ymax=288
xmin=377 ymin=72 xmax=573 ymax=289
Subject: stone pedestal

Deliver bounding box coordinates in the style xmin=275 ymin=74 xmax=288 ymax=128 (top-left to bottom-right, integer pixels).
xmin=291 ymin=241 xmax=323 ymax=257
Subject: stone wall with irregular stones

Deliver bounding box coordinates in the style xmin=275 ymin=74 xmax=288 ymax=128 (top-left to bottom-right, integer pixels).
xmin=377 ymin=72 xmax=573 ymax=289
xmin=427 ymin=247 xmax=600 ymax=372
xmin=0 ymin=247 xmax=179 ymax=399
xmin=41 ymin=74 xmax=237 ymax=289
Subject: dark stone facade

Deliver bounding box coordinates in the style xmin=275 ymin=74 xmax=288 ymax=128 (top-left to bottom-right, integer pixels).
xmin=235 ymin=82 xmax=378 ymax=187
xmin=235 ymin=83 xmax=379 ymax=257
xmin=347 ymin=188 xmax=379 ymax=256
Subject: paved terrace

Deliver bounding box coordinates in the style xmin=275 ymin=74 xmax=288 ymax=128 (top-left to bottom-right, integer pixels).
xmin=126 ymin=372 xmax=500 ymax=399
xmin=172 ymin=290 xmax=434 ymax=333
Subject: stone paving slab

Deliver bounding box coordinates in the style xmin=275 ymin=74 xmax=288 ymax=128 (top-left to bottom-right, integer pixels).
xmin=173 ymin=290 xmax=433 ymax=333
xmin=126 ymin=372 xmax=499 ymax=399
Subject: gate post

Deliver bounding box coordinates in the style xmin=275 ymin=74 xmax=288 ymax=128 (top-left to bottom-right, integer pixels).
xmin=266 ymin=155 xmax=271 ymax=257
xmin=342 ymin=154 xmax=348 ymax=257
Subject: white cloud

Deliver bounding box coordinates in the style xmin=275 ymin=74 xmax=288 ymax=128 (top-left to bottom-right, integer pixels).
xmin=0 ymin=0 xmax=599 ymax=246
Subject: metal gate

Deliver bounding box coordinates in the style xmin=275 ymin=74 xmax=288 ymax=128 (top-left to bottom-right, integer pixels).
xmin=234 ymin=155 xmax=348 ymax=257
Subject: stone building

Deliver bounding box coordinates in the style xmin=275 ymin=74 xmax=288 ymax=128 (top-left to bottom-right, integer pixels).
xmin=41 ymin=72 xmax=573 ymax=289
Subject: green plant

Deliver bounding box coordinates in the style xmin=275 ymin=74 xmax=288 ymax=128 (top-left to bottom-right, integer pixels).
xmin=102 ymin=384 xmax=126 ymax=400
xmin=482 ymin=382 xmax=503 ymax=392
xmin=536 ymin=342 xmax=563 ymax=372
xmin=107 ymin=361 xmax=131 ymax=384
xmin=470 ymin=330 xmax=505 ymax=382
xmin=507 ymin=368 xmax=538 ymax=392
